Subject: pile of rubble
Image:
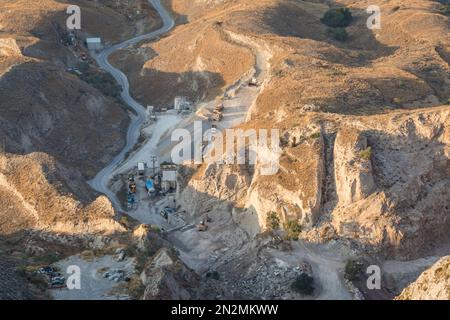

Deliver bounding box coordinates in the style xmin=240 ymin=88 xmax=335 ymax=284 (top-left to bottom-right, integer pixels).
xmin=229 ymin=260 xmax=313 ymax=299
xmin=102 ymin=266 xmax=131 ymax=283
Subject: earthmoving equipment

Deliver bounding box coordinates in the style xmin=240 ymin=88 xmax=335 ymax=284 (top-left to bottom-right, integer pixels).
xmin=215 ymin=103 xmax=224 ymax=112
xmin=196 ymin=220 xmax=209 ymax=232
xmin=127 ymin=193 xmax=135 ymax=207
xmin=129 ymin=182 xmax=137 ymax=194
xmin=211 ymin=111 xmax=223 ymax=122
xmin=211 ymin=123 xmax=218 ymax=135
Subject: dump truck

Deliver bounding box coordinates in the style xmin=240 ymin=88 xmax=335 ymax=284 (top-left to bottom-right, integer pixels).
xmin=129 ymin=182 xmax=137 ymax=194
xmin=211 ymin=112 xmax=223 ymax=122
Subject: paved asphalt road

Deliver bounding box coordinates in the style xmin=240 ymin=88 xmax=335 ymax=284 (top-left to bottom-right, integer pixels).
xmin=89 ymin=0 xmax=175 ymax=210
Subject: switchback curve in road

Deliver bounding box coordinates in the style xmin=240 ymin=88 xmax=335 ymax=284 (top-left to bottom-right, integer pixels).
xmin=89 ymin=0 xmax=175 ymax=210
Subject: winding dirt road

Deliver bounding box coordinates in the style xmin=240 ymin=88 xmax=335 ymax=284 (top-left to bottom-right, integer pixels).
xmin=89 ymin=0 xmax=175 ymax=210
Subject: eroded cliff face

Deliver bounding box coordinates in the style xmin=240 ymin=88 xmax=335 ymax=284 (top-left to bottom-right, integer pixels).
xmin=0 ymin=152 xmax=125 ymax=236
xmin=396 ymin=256 xmax=450 ymax=300
xmin=173 ymin=0 xmax=450 ymax=260
xmin=179 ymin=106 xmax=449 ymax=259
xmin=331 ymin=109 xmax=450 ymax=258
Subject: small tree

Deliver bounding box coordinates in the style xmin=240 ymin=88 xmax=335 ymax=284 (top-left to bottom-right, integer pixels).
xmin=284 ymin=220 xmax=302 ymax=240
xmin=291 ymin=273 xmax=315 ymax=295
xmin=326 ymin=27 xmax=349 ymax=42
xmin=344 ymin=260 xmax=365 ymax=281
xmin=358 ymin=147 xmax=372 ymax=161
xmin=266 ymin=211 xmax=280 ymax=230
xmin=120 ymin=216 xmax=129 ymax=227
xmin=321 ymin=8 xmax=353 ymax=28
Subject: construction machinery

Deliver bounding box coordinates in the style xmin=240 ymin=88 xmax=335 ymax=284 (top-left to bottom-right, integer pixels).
xmin=211 ymin=111 xmax=223 ymax=122
xmin=129 ymin=182 xmax=137 ymax=194
xmin=196 ymin=220 xmax=209 ymax=232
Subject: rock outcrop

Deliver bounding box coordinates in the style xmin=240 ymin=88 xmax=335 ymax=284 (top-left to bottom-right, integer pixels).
xmin=334 ymin=127 xmax=376 ymax=206
xmin=396 ymin=256 xmax=450 ymax=300
xmin=140 ymin=248 xmax=199 ymax=300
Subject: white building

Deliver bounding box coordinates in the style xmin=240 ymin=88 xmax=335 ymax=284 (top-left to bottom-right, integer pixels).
xmin=86 ymin=37 xmax=102 ymax=51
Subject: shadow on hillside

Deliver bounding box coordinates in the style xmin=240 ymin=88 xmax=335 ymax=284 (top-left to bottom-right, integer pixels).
xmin=161 ymin=0 xmax=189 ymax=25
xmin=133 ymin=69 xmax=226 ymax=109
xmin=308 ymin=74 xmax=440 ymax=115
xmin=262 ymin=1 xmax=398 ymax=67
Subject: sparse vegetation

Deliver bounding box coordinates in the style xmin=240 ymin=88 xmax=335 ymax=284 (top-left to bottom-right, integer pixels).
xmin=206 ymin=270 xmax=220 ymax=280
xmin=321 ymin=8 xmax=353 ymax=28
xmin=393 ymin=97 xmax=402 ymax=105
xmin=283 ymin=220 xmax=302 ymax=240
xmin=309 ymin=132 xmax=321 ymax=139
xmin=359 ymin=146 xmax=372 ymax=161
xmin=291 ymin=273 xmax=315 ymax=295
xmin=326 ymin=27 xmax=348 ymax=42
xmin=80 ymin=71 xmax=122 ymax=98
xmin=120 ymin=216 xmax=130 ymax=227
xmin=344 ymin=260 xmax=365 ymax=281
xmin=33 ymin=253 xmax=61 ymax=265
xmin=266 ymin=211 xmax=280 ymax=230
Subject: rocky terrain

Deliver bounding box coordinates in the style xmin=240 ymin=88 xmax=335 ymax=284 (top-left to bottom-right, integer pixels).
xmin=161 ymin=0 xmax=450 ymax=260
xmin=396 ymin=255 xmax=450 ymax=300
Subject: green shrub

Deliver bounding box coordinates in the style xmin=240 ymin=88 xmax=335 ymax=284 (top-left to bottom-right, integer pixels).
xmin=266 ymin=211 xmax=280 ymax=230
xmin=284 ymin=220 xmax=302 ymax=240
xmin=291 ymin=273 xmax=315 ymax=295
xmin=321 ymin=8 xmax=353 ymax=28
xmin=439 ymin=4 xmax=450 ymax=16
xmin=344 ymin=260 xmax=365 ymax=281
xmin=359 ymin=147 xmax=372 ymax=161
xmin=206 ymin=270 xmax=220 ymax=280
xmin=120 ymin=216 xmax=129 ymax=227
xmin=326 ymin=27 xmax=349 ymax=42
